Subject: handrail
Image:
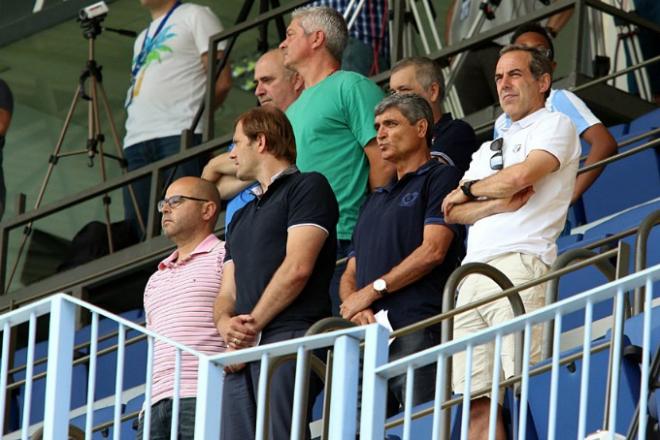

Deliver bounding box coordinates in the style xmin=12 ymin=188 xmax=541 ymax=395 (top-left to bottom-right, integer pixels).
xmin=633 ymin=209 xmax=660 ymax=314
xmin=578 ymin=137 xmax=660 ymax=174
xmin=542 ymin=248 xmax=618 ymax=358
xmin=436 ymin=263 xmax=523 ymax=440
xmin=383 ymin=339 xmax=611 ymax=431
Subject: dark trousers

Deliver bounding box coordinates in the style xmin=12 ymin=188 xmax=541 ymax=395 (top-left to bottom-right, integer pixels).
xmin=386 ymin=326 xmax=442 ymax=415
xmin=220 ymin=329 xmax=324 ymax=440
xmin=122 ymin=134 xmax=205 ymax=239
xmin=137 ymin=397 xmax=196 ymax=440
xmin=329 ymin=239 xmax=352 ymax=316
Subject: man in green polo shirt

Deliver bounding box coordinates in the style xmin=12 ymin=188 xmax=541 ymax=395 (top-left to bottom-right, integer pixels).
xmin=280 ymin=5 xmax=394 ymax=314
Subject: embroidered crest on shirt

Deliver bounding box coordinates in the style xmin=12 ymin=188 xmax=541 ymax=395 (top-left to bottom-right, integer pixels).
xmin=399 ymin=192 xmax=420 ymax=207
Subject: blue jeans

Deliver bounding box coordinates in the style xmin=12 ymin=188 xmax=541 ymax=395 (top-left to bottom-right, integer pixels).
xmin=123 ymin=135 xmax=205 ymax=239
xmin=137 ymin=397 xmax=196 ymax=440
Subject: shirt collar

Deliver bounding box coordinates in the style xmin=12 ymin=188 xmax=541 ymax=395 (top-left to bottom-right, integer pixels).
xmin=499 ymin=107 xmax=548 ymax=134
xmin=379 ymin=159 xmax=436 ymax=193
xmin=251 ymin=165 xmax=298 ymax=197
xmin=158 ymin=234 xmax=220 ymax=270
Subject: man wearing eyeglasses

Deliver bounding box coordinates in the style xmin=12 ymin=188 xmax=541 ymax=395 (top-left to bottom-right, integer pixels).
xmin=441 ymin=45 xmax=580 ymax=440
xmin=214 ymin=106 xmax=338 ymax=439
xmin=139 ymin=176 xmax=225 ymax=439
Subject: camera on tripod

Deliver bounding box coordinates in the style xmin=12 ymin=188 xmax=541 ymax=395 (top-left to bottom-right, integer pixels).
xmin=78 ymin=1 xmax=109 ymax=39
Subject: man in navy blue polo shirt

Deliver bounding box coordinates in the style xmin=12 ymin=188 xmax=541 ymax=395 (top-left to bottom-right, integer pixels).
xmin=214 ymin=106 xmax=338 ymax=439
xmin=339 ymin=93 xmax=464 ymax=413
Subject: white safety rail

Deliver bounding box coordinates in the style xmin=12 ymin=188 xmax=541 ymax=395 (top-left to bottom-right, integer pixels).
xmin=0 ymin=293 xmax=371 ymax=440
xmin=360 ymin=264 xmax=660 ymax=440
xmin=0 ymin=294 xmax=204 ymax=440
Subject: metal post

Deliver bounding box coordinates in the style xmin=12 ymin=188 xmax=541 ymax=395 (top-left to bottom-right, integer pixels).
xmin=194 ymin=356 xmax=224 ymax=439
xmin=327 ymin=335 xmax=361 ymax=439
xmin=42 ymin=295 xmax=76 ymax=440
xmin=359 ymin=324 xmax=390 ymax=440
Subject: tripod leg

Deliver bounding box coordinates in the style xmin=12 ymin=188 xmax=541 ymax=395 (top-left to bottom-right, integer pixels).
xmin=90 ymin=74 xmax=114 ymax=254
xmin=97 ymin=73 xmax=146 ymax=238
xmin=5 ymin=84 xmax=85 ymax=291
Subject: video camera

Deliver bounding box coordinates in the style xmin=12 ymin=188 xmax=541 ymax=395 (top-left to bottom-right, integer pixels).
xmin=78 ymin=1 xmax=109 ymax=39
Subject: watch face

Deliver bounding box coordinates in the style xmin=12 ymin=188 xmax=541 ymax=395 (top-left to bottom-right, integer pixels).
xmin=374 ymin=279 xmax=387 ymax=291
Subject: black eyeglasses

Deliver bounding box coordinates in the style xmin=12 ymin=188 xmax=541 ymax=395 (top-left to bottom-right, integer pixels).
xmin=490 ymin=138 xmax=504 ymax=170
xmin=157 ymin=195 xmax=209 ymax=213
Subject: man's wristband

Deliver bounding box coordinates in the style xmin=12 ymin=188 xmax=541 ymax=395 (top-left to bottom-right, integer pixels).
xmin=461 ymin=180 xmax=479 ymax=200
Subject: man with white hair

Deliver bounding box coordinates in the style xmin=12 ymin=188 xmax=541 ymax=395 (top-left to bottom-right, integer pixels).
xmin=280 ymin=5 xmax=394 ymax=315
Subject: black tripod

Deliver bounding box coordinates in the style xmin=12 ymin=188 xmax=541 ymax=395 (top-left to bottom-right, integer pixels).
xmin=5 ymin=18 xmax=144 ymax=290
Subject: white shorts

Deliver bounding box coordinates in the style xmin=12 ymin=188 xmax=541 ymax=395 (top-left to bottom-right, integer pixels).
xmin=452 ymin=252 xmax=549 ymax=397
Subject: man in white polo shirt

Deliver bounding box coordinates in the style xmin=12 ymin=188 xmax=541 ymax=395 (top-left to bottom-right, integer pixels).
xmin=138 ymin=176 xmax=225 ymax=439
xmin=442 ymin=45 xmax=580 ymax=440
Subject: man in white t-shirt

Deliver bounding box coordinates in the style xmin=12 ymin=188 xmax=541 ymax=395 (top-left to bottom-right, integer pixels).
xmin=442 ymin=45 xmax=580 ymax=440
xmin=123 ymin=0 xmax=231 ymax=238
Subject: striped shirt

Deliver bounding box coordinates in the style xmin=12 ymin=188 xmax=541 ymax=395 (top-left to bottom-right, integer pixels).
xmin=144 ymin=234 xmax=226 ymax=405
xmin=313 ymin=0 xmax=389 ymax=58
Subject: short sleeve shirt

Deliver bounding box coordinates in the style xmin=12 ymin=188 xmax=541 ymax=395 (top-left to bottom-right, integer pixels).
xmin=494 ymin=88 xmax=601 ymax=138
xmin=286 ymin=71 xmax=385 ymax=240
xmin=144 ymin=234 xmax=226 ymax=404
xmin=463 ymin=108 xmax=581 ymax=265
xmin=351 ymin=160 xmax=465 ymax=329
xmin=431 ymin=112 xmax=478 ymax=174
xmin=124 ymin=3 xmax=226 ymax=147
xmin=225 ymin=170 xmax=339 ymax=335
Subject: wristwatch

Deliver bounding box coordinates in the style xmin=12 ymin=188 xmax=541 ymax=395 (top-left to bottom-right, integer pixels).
xmin=373 ymin=278 xmax=389 ymax=297
xmin=461 ymin=180 xmax=479 ymax=200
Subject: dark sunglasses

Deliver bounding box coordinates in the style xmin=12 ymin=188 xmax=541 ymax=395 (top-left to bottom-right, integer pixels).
xmin=490 ymin=138 xmax=504 ymax=170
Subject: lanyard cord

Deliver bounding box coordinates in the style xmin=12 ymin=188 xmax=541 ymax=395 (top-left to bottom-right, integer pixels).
xmin=131 ymin=0 xmax=182 ymax=79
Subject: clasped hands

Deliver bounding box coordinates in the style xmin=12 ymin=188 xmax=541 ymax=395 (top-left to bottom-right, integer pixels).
xmin=219 ymin=314 xmax=260 ymax=373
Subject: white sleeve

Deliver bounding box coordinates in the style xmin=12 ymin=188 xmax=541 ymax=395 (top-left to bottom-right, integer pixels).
xmin=527 ymin=113 xmax=580 ymax=170
xmin=190 ymin=6 xmax=226 ymax=55
xmin=461 ymin=141 xmax=492 ymax=181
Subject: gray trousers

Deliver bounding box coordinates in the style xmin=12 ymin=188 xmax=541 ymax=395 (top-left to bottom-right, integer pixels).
xmin=220 ymin=329 xmax=324 ymax=440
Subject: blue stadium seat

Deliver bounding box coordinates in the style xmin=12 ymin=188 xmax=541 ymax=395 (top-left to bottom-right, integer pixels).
xmin=526 ymin=335 xmax=641 ymax=439
xmin=580 ymin=144 xmax=659 ymax=223
xmin=629 ymin=108 xmax=660 ymax=135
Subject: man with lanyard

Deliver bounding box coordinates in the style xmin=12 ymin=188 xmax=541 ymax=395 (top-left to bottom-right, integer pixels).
xmin=123 ymin=0 xmax=231 ymax=238
xmin=0 ymin=78 xmax=12 ymax=221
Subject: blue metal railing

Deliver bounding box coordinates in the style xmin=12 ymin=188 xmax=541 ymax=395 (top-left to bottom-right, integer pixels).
xmin=360 ymin=264 xmax=660 ymax=440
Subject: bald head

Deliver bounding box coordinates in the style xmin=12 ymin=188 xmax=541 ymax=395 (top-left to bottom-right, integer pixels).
xmin=162 ymin=177 xmax=221 ymax=239
xmin=254 ymin=49 xmax=303 ymax=111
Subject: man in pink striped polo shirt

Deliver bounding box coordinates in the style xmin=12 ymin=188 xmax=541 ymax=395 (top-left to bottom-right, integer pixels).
xmin=138 ymin=176 xmax=225 ymax=440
